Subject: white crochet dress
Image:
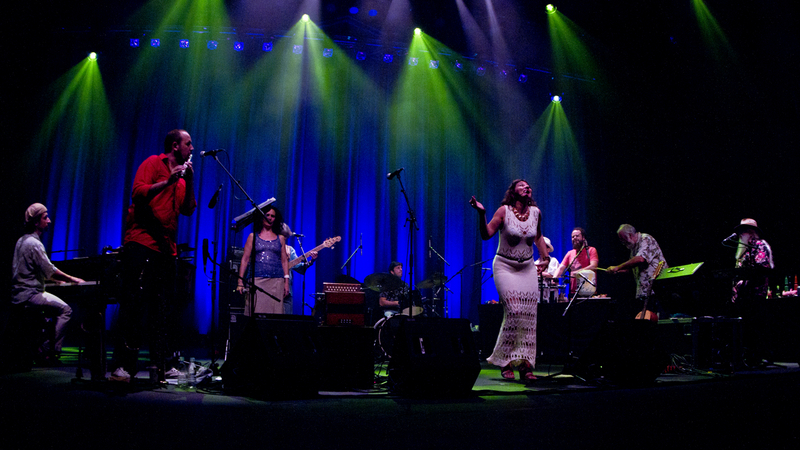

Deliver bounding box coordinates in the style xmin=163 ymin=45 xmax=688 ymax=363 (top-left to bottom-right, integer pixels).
xmin=486 ymin=205 xmax=540 ymax=368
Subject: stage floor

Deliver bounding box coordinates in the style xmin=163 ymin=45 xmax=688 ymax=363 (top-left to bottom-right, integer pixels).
xmin=4 ymin=347 xmax=800 ymax=449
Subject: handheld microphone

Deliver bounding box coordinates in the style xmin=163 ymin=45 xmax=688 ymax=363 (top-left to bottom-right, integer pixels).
xmin=208 ymin=184 xmax=223 ymax=208
xmin=291 ymin=233 xmax=304 ymax=238
xmin=202 ymin=238 xmax=209 ymax=272
xmin=722 ymin=233 xmax=738 ymax=243
xmin=386 ymin=167 xmax=404 ymax=180
xmin=200 ymin=149 xmax=224 ymax=157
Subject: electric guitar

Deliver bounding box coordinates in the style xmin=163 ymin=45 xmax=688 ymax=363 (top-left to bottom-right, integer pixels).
xmin=635 ymin=261 xmax=665 ymax=322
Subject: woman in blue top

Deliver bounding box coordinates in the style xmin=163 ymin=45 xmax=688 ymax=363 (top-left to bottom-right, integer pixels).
xmin=237 ymin=205 xmax=290 ymax=315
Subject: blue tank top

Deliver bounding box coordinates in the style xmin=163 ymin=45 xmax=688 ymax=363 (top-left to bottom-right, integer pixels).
xmin=251 ymin=235 xmax=283 ymax=278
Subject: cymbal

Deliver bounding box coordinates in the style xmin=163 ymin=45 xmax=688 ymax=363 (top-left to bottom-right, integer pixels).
xmin=416 ymin=273 xmax=447 ymax=289
xmin=363 ymin=272 xmax=405 ymax=292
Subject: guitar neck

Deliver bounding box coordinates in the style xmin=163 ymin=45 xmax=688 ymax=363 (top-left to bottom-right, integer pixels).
xmin=288 ymin=243 xmax=329 ymax=269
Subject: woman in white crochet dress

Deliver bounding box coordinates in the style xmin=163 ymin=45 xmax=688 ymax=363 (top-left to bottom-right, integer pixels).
xmin=470 ymin=179 xmax=551 ymax=380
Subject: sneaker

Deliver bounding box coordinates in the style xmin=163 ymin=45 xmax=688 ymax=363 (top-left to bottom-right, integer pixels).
xmin=110 ymin=367 xmax=131 ymax=383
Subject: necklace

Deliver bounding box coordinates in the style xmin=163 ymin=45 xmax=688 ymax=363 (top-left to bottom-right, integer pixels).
xmin=511 ymin=205 xmax=530 ymax=221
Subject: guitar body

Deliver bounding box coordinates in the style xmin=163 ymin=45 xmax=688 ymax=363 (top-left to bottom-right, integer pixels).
xmin=635 ymin=261 xmax=665 ymax=323
xmin=635 ymin=310 xmax=658 ymax=322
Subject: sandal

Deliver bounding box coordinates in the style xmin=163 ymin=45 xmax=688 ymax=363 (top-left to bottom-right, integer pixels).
xmin=500 ymin=364 xmax=515 ymax=380
xmin=518 ymin=361 xmax=537 ymax=380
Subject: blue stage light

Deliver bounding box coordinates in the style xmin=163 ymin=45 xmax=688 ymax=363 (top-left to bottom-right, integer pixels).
xmin=151 ymin=39 xmax=160 ymax=47
xmin=519 ymin=74 xmax=528 ymax=83
xmin=233 ymin=42 xmax=244 ymax=52
xmin=383 ymin=54 xmax=393 ymax=63
xmin=356 ymin=51 xmax=366 ymax=60
xmin=207 ymin=41 xmax=218 ymax=50
xmin=179 ymin=40 xmax=190 ymax=49
xmin=263 ymin=42 xmax=273 ymax=52
xmin=293 ymin=45 xmax=303 ymax=54
xmin=429 ymin=60 xmax=439 ymax=69
xmin=323 ymin=48 xmax=333 ymax=58
xmin=476 ymin=66 xmax=486 ymax=76
xmin=130 ymin=39 xmax=139 ymax=47
xmin=408 ymin=57 xmax=419 ymax=66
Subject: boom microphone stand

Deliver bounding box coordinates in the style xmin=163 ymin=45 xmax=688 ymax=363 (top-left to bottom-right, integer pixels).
xmin=388 ymin=168 xmax=418 ymax=318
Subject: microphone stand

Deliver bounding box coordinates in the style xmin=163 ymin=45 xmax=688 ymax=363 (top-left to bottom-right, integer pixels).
xmin=443 ymin=258 xmax=493 ymax=318
xmin=205 ymin=152 xmax=279 ymax=319
xmin=390 ymin=171 xmax=419 ymax=319
xmin=294 ymin=235 xmax=308 ymax=316
xmin=540 ymin=276 xmax=589 ymax=381
xmin=340 ymin=244 xmax=362 ymax=273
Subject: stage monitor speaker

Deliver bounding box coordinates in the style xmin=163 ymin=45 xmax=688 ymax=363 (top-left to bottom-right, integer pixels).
xmin=221 ymin=314 xmax=320 ymax=399
xmin=387 ymin=317 xmax=480 ymax=397
xmin=574 ymin=320 xmax=668 ymax=386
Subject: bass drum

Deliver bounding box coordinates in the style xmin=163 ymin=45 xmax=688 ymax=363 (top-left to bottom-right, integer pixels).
xmin=374 ymin=314 xmax=408 ymax=358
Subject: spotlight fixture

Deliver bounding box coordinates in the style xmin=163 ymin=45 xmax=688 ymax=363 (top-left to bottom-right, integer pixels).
xmin=207 ymin=41 xmax=218 ymax=50
xmin=429 ymin=60 xmax=439 ymax=69
xmin=519 ymin=74 xmax=528 ymax=83
xmin=414 ymin=28 xmax=422 ymax=36
xmin=233 ymin=42 xmax=244 ymax=52
xmin=302 ymin=14 xmax=310 ymax=22
xmin=546 ymin=4 xmax=557 ymax=14
xmin=476 ymin=66 xmax=486 ymax=76
xmin=130 ymin=39 xmax=139 ymax=47
xmin=323 ymin=48 xmax=333 ymax=58
xmin=356 ymin=51 xmax=366 ymax=61
xmin=293 ymin=45 xmax=303 ymax=54
xmin=551 ymin=94 xmax=562 ymax=102
xmin=383 ymin=54 xmax=393 ymax=63
xmin=369 ymin=9 xmax=378 ymax=16
xmin=263 ymin=42 xmax=273 ymax=52
xmin=180 ymin=39 xmax=190 ymax=49
xmin=349 ymin=7 xmax=359 ymax=14
xmin=150 ymin=39 xmax=161 ymax=47
xmin=88 ymin=52 xmax=97 ymax=60
xmin=408 ymin=57 xmax=419 ymax=66
xmin=454 ymin=60 xmax=463 ymax=71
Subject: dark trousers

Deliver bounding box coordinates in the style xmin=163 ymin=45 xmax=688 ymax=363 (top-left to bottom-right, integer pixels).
xmin=113 ymin=242 xmax=176 ymax=375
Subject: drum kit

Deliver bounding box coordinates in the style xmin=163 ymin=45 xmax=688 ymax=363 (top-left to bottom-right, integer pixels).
xmin=363 ymin=271 xmax=448 ymax=358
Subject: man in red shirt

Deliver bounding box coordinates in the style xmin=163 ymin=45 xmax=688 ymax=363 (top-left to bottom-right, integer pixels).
xmin=112 ymin=129 xmax=197 ymax=383
xmin=545 ymin=227 xmax=599 ymax=296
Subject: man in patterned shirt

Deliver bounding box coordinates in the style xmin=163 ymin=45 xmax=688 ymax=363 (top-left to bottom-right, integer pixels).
xmin=608 ymin=224 xmax=668 ymax=319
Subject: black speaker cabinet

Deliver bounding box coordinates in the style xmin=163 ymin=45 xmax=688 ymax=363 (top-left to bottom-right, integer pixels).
xmin=575 ymin=320 xmax=668 ymax=386
xmin=387 ymin=317 xmax=480 ymax=397
xmin=221 ymin=314 xmax=320 ymax=399
xmin=317 ymin=326 xmax=375 ymax=391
